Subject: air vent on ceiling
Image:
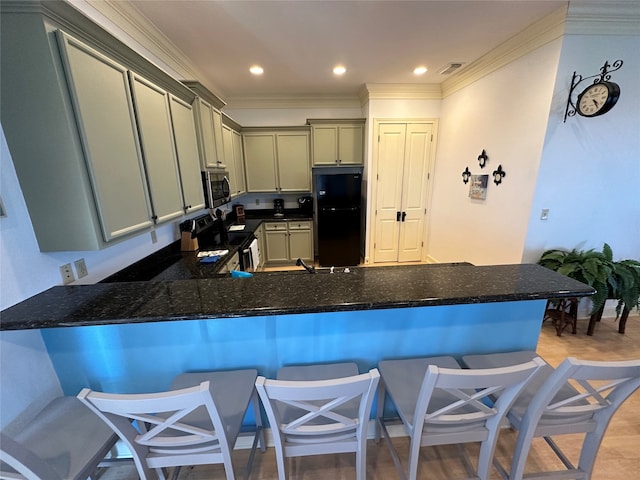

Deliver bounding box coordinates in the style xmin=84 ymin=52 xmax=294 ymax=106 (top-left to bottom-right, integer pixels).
xmin=439 ymin=63 xmax=464 ymax=75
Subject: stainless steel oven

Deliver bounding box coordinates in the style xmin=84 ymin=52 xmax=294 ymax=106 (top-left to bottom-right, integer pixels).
xmin=202 ymin=170 xmax=231 ymax=208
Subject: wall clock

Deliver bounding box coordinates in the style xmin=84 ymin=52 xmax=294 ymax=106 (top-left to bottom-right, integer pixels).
xmin=576 ymin=81 xmax=620 ymax=118
xmin=563 ymin=59 xmax=623 ymax=123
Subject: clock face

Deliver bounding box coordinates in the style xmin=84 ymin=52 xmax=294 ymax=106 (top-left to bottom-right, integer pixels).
xmin=576 ymin=81 xmax=620 ymax=117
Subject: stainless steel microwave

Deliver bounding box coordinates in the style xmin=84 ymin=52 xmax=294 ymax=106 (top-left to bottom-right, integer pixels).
xmin=202 ymin=170 xmax=231 ymax=209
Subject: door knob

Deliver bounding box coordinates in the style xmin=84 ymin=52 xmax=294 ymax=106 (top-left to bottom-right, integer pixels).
xmin=396 ymin=211 xmax=401 ymax=222
xmin=401 ymin=212 xmax=407 ymax=222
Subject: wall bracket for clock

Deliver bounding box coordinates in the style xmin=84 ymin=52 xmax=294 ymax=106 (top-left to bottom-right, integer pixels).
xmin=563 ymin=59 xmax=623 ymax=123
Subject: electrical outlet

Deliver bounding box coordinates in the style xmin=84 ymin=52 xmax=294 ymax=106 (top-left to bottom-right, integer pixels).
xmin=540 ymin=209 xmax=549 ymax=220
xmin=75 ymin=258 xmax=88 ymax=278
xmin=150 ymin=230 xmax=157 ymax=243
xmin=59 ymin=263 xmax=75 ymax=285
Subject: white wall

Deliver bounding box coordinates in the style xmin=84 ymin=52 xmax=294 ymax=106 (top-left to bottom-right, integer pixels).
xmin=523 ymin=33 xmax=640 ymax=263
xmin=0 ymin=330 xmax=62 ymax=432
xmin=426 ymin=40 xmax=562 ymax=265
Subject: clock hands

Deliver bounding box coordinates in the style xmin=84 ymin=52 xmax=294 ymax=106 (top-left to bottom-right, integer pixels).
xmin=592 ymin=99 xmax=599 ymax=108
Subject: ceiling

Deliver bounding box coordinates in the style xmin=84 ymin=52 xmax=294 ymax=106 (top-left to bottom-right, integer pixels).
xmin=128 ymin=0 xmax=568 ymax=102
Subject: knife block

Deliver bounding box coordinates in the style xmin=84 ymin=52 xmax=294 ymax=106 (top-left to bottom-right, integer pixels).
xmin=181 ymin=232 xmax=199 ymax=251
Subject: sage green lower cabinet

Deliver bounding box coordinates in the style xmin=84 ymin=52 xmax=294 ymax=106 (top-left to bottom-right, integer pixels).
xmin=264 ymin=221 xmax=313 ymax=265
xmin=218 ymin=252 xmax=240 ymax=274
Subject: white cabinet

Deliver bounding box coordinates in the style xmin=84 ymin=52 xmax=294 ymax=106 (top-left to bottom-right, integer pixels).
xmin=243 ymin=129 xmax=311 ymax=193
xmin=309 ymin=119 xmax=365 ymax=166
xmin=264 ymin=221 xmax=313 ymax=264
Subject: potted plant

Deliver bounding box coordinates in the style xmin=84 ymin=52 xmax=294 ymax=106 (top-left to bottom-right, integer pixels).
xmin=610 ymin=259 xmax=640 ymax=317
xmin=537 ymin=244 xmax=614 ymax=315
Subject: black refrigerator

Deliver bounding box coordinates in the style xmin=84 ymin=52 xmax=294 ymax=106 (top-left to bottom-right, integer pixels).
xmin=316 ymin=172 xmax=362 ymax=266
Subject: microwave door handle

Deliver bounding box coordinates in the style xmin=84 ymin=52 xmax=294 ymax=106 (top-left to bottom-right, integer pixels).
xmin=222 ymin=176 xmax=231 ymax=197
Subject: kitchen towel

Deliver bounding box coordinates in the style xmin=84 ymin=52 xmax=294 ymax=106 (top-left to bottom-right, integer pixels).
xmin=249 ymin=238 xmax=260 ymax=272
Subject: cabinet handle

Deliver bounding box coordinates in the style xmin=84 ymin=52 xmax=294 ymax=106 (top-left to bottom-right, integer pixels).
xmin=402 ymin=212 xmax=407 ymax=222
xmin=396 ymin=211 xmax=401 ymax=222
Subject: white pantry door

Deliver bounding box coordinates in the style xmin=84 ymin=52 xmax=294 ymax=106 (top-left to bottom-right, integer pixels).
xmin=373 ymin=122 xmax=434 ymax=263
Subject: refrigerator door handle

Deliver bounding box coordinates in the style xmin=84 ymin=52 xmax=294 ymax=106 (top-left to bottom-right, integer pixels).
xmin=402 ymin=211 xmax=407 ymax=222
xmin=396 ymin=211 xmax=401 ymax=222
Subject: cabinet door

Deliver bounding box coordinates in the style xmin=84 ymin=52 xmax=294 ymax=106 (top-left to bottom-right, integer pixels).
xmin=168 ymin=95 xmax=205 ymax=213
xmin=244 ymin=133 xmax=278 ymax=192
xmin=373 ymin=124 xmax=406 ymax=263
xmin=276 ymin=132 xmax=311 ymax=192
xmin=57 ymin=32 xmax=152 ymax=241
xmin=130 ymin=74 xmax=184 ymax=224
xmin=232 ymin=131 xmax=246 ymax=195
xmin=211 ymin=107 xmax=226 ymax=168
xmin=338 ymin=124 xmax=364 ymax=165
xmin=397 ymin=123 xmax=432 ymax=262
xmin=194 ymin=99 xmax=217 ymax=169
xmin=222 ymin=125 xmax=237 ymax=195
xmin=312 ymin=125 xmax=338 ymax=165
xmin=265 ymin=229 xmax=289 ymax=263
xmin=289 ymin=222 xmax=313 ymax=261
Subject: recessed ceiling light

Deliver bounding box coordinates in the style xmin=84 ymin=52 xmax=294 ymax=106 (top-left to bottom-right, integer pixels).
xmin=333 ymin=65 xmax=346 ymax=75
xmin=413 ymin=66 xmax=428 ymax=75
xmin=249 ymin=65 xmax=264 ymax=75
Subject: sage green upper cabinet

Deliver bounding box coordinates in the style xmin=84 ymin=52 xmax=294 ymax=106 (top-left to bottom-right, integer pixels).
xmin=168 ymin=96 xmax=205 ymax=214
xmin=183 ymin=81 xmax=226 ymax=170
xmin=211 ymin=108 xmax=226 ymax=168
xmin=243 ymin=129 xmax=311 ymax=193
xmin=222 ymin=119 xmax=246 ymax=198
xmin=232 ymin=130 xmax=246 ymax=196
xmin=277 ymin=132 xmax=311 ymax=192
xmin=58 ymin=32 xmax=153 ymax=241
xmin=0 ymin=2 xmax=201 ymax=250
xmin=130 ymin=73 xmax=184 ymax=224
xmin=309 ymin=119 xmax=365 ymax=166
xmin=243 ymin=133 xmax=278 ymax=193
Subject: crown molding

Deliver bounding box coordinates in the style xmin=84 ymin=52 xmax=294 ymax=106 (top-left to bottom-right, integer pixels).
xmin=564 ymin=1 xmax=640 ymax=35
xmin=441 ymin=6 xmax=568 ymax=98
xmin=363 ymin=84 xmax=443 ymax=101
xmin=66 ymin=0 xmax=203 ymax=81
xmin=224 ymin=96 xmax=362 ymax=110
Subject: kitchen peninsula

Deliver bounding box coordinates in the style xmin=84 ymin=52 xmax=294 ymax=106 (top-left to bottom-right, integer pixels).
xmin=1 ymin=262 xmax=593 ymax=397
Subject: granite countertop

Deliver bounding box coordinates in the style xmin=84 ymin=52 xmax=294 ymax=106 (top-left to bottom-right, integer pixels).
xmin=0 ymin=263 xmax=594 ymax=331
xmin=99 ymin=213 xmax=311 ymax=283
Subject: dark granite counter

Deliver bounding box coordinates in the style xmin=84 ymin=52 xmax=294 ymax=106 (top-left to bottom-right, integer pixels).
xmin=100 ymin=211 xmax=314 ymax=283
xmin=1 ymin=263 xmax=594 ymax=331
